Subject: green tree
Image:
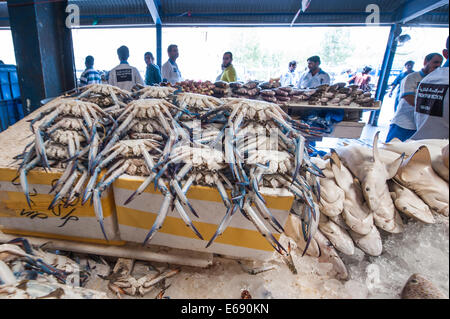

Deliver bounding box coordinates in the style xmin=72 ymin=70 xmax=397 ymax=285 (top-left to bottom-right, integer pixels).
xmin=229 ymin=33 xmax=282 ymax=80
xmin=320 ymin=29 xmax=355 ymax=67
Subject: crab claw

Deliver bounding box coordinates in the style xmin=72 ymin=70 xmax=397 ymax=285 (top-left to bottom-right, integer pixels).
xmin=82 ymin=169 xmax=100 ymax=205
xmin=7 ymin=238 xmax=34 ymax=255
xmin=292 ymin=136 xmax=305 ymax=186
xmin=306 ymin=161 xmax=326 ymax=178
xmin=302 ymin=233 xmax=313 ymax=257
xmin=206 ymin=205 xmax=237 ymax=248
xmin=35 ymin=129 xmax=50 ymax=170
xmin=123 ymin=173 xmax=156 ymax=206
xmin=19 ymin=156 xmax=41 ymax=209
xmin=143 ymin=193 xmax=172 ymax=246
xmin=174 ymin=199 xmax=204 ymax=240
xmin=20 ymin=169 xmax=33 ymax=208
xmin=48 ymin=171 xmax=78 ymax=210
xmin=244 ymin=201 xmax=287 ymax=255
xmin=93 ymin=188 xmax=108 ymax=241
xmin=251 ymin=176 xmax=266 ymax=205
xmin=253 ymin=195 xmax=284 ymax=233
xmin=300 ymin=204 xmax=319 ymax=255
xmin=170 ymin=180 xmax=199 ymax=218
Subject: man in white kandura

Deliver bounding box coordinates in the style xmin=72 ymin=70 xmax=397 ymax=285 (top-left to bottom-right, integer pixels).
xmin=161 ymin=44 xmax=183 ymax=85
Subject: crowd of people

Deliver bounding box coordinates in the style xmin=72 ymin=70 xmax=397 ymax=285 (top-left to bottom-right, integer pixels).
xmin=77 ymin=37 xmax=448 ymax=141
xmin=386 ymin=37 xmax=449 ymax=141
xmin=79 ymin=44 xmax=238 ymax=90
xmin=279 ymin=57 xmax=373 ymax=92
xmin=279 ymin=56 xmax=331 ymax=89
xmin=79 ymin=45 xmax=372 ymax=92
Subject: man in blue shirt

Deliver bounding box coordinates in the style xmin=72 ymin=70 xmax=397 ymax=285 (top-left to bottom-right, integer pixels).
xmin=144 ymin=52 xmax=162 ymax=86
xmin=79 ymin=56 xmax=102 ymax=86
xmin=297 ymin=56 xmax=331 ymax=89
xmin=389 ymin=61 xmax=415 ymax=112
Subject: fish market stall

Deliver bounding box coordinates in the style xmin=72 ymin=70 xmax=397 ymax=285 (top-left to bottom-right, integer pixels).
xmin=164 ymin=79 xmax=381 ymax=140
xmin=0 ymin=84 xmax=448 ymax=300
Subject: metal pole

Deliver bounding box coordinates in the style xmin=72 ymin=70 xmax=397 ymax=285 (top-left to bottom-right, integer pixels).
xmin=156 ymin=23 xmax=162 ymax=69
xmin=369 ymin=24 xmax=401 ymax=126
xmin=7 ymin=0 xmax=76 ymax=114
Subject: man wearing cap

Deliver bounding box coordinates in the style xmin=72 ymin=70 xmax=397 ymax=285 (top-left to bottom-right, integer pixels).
xmin=297 ymin=56 xmax=331 ymax=89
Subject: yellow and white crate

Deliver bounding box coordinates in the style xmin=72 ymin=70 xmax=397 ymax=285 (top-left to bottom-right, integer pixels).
xmin=113 ymin=176 xmax=294 ymax=261
xmin=0 ymin=167 xmax=124 ymax=245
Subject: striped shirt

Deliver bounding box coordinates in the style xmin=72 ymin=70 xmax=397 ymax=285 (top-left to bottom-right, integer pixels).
xmin=80 ymin=68 xmax=102 ymax=86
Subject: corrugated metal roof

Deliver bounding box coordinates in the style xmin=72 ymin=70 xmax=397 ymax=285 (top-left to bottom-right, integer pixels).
xmin=0 ymin=2 xmax=8 ymax=28
xmin=0 ymin=0 xmax=448 ymax=27
xmin=407 ymin=4 xmax=449 ymax=26
xmin=73 ymin=0 xmax=154 ymax=25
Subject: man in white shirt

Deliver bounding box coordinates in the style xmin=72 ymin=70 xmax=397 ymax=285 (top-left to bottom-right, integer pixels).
xmin=297 ymin=56 xmax=331 ymax=89
xmin=108 ymin=46 xmax=144 ymax=92
xmin=280 ymin=61 xmax=298 ymax=87
xmin=386 ymin=52 xmax=443 ymax=142
xmin=161 ymin=44 xmax=183 ymax=85
xmin=411 ymin=37 xmax=449 ymax=140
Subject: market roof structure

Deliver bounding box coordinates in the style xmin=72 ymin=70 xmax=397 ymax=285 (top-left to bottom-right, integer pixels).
xmin=0 ymin=0 xmax=448 ymax=28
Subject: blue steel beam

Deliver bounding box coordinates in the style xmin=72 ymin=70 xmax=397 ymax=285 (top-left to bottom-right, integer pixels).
xmin=144 ymin=0 xmax=161 ymax=25
xmin=395 ymin=0 xmax=449 ymax=23
xmin=369 ymin=24 xmax=402 ymax=126
xmin=156 ymin=23 xmax=162 ymax=69
xmin=144 ymin=0 xmax=162 ymax=69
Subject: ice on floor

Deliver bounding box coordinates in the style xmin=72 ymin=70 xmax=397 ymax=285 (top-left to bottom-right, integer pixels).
xmin=342 ymin=216 xmax=449 ymax=299
xmin=1 ymin=214 xmax=448 ymax=299
xmin=131 ymin=216 xmax=448 ymax=299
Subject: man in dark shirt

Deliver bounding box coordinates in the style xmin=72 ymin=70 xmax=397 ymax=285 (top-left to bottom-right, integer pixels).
xmin=144 ymin=52 xmax=162 ymax=86
xmin=389 ymin=61 xmax=415 ymax=112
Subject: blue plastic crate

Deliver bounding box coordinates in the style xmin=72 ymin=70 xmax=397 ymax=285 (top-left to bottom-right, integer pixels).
xmin=0 ymin=100 xmax=9 ymax=132
xmin=0 ymin=69 xmax=12 ymax=101
xmin=0 ymin=64 xmax=23 ymax=131
xmin=0 ymin=100 xmax=24 ymax=132
xmin=9 ymin=69 xmax=21 ymax=99
xmin=14 ymin=100 xmax=25 ymax=121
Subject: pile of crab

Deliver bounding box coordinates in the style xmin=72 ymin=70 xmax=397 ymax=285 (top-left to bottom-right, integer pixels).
xmin=14 ymin=84 xmax=324 ymax=259
xmin=13 ymin=83 xmax=450 ymax=280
